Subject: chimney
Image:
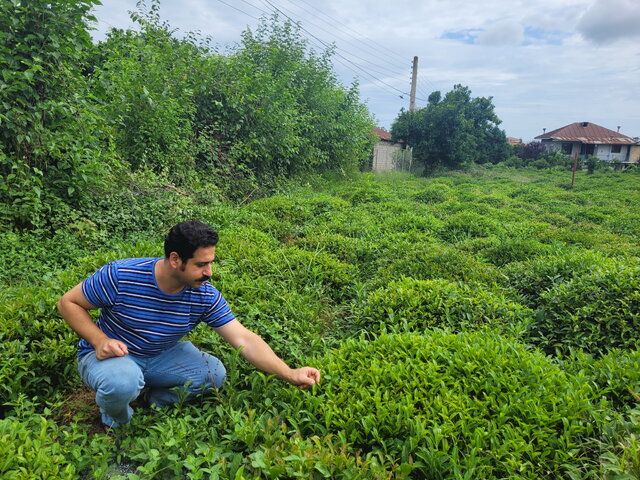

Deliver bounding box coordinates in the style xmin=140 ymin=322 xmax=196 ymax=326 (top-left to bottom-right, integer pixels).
xmin=581 ymin=122 xmax=588 ymax=127
xmin=617 ymin=126 xmax=621 ymax=132
xmin=543 ymin=128 xmax=546 ymax=134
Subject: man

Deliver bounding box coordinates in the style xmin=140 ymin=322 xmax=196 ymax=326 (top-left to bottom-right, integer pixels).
xmin=57 ymin=220 xmax=320 ymax=428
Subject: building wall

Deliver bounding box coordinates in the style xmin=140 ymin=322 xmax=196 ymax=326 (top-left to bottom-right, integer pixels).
xmin=372 ymin=141 xmax=404 ymax=172
xmin=593 ymin=144 xmax=630 ymax=162
xmin=543 ymin=140 xmax=630 ymax=162
xmin=630 ymin=145 xmax=640 ymax=163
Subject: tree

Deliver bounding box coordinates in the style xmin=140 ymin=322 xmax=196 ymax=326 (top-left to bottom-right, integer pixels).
xmin=391 ymin=85 xmax=508 ymax=173
xmin=0 ymin=0 xmax=107 ymax=229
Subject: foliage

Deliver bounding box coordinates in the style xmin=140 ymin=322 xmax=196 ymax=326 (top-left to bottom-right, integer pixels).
xmin=281 ymin=331 xmax=599 ymax=479
xmin=514 ymin=141 xmax=546 ymax=160
xmin=0 ymin=0 xmax=112 ymax=230
xmin=1 ymin=162 xmax=639 ymax=477
xmin=391 ymin=85 xmax=508 ymax=172
xmin=528 ymin=264 xmax=640 ymax=356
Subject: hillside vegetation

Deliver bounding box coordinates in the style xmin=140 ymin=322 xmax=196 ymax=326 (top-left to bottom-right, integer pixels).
xmin=2 ymin=1 xmax=639 ymax=478
xmin=2 ymin=166 xmax=639 ymax=479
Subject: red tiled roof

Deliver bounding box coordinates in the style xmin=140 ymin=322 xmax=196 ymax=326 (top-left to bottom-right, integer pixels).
xmin=373 ymin=127 xmax=392 ymax=141
xmin=535 ymin=122 xmax=635 ymax=145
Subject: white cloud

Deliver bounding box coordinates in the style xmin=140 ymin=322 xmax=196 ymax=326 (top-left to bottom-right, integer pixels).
xmin=477 ymin=20 xmax=524 ymax=46
xmin=577 ymin=0 xmax=640 ymax=44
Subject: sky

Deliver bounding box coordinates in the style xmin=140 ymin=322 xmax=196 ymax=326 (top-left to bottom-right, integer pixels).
xmin=91 ymin=0 xmax=640 ymax=142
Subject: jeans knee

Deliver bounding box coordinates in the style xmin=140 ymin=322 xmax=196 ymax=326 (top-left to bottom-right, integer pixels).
xmin=99 ymin=372 xmax=144 ymax=401
xmin=199 ymin=354 xmax=225 ymax=390
xmin=209 ymin=360 xmax=226 ymax=389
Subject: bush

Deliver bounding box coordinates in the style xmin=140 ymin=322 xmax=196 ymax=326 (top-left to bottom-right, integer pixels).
xmin=528 ymin=264 xmax=640 ymax=356
xmin=438 ymin=211 xmax=503 ymax=241
xmin=411 ymin=184 xmax=452 ymax=203
xmin=360 ymin=277 xmax=532 ymax=335
xmin=501 ymin=250 xmax=619 ymax=306
xmin=281 ymin=331 xmax=599 ymax=478
xmin=374 ymin=242 xmax=497 ymax=286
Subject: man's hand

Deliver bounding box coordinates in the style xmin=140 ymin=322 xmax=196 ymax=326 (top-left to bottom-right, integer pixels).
xmin=94 ymin=338 xmax=128 ymax=360
xmin=288 ymin=367 xmax=321 ymax=389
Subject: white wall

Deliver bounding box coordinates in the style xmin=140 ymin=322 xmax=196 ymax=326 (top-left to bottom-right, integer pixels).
xmin=372 ymin=142 xmax=403 ymax=172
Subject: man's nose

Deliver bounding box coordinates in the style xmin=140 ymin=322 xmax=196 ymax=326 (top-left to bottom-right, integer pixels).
xmin=204 ymin=264 xmax=212 ymax=276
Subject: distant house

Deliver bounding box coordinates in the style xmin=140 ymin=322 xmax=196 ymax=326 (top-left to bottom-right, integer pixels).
xmin=535 ymin=122 xmax=637 ymax=164
xmin=371 ymin=127 xmax=411 ymax=172
xmin=507 ymin=137 xmax=522 ymax=146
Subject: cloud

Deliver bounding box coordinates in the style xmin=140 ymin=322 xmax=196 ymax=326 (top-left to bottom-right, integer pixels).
xmin=477 ymin=19 xmax=524 ymax=46
xmin=577 ymin=0 xmax=640 ymax=44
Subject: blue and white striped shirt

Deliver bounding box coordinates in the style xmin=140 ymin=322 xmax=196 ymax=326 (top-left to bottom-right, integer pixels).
xmin=78 ymin=257 xmax=235 ymax=358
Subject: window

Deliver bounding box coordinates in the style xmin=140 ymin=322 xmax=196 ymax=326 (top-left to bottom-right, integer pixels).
xmin=561 ymin=142 xmax=573 ymax=154
xmin=611 ymin=145 xmax=622 ymax=154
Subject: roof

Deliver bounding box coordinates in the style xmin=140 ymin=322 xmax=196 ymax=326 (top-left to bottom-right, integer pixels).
xmin=535 ymin=122 xmax=636 ymax=145
xmin=373 ymin=127 xmax=392 ymax=141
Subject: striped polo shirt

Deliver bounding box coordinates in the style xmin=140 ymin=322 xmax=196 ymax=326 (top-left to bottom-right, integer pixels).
xmin=78 ymin=257 xmax=235 ymax=358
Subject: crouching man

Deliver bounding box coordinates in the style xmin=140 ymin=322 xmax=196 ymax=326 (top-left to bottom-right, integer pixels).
xmin=57 ymin=220 xmax=320 ymax=427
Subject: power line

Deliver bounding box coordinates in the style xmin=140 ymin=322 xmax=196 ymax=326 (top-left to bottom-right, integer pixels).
xmin=260 ymin=0 xmax=428 ymax=101
xmin=211 ymin=0 xmax=427 ymax=103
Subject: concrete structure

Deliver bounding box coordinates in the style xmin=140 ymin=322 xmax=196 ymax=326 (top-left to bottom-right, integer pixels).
xmin=371 ymin=127 xmax=412 ymax=172
xmin=535 ymin=122 xmax=636 ymax=164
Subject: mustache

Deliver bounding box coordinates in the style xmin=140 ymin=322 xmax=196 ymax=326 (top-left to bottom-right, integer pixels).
xmin=197 ymin=275 xmax=211 ymax=282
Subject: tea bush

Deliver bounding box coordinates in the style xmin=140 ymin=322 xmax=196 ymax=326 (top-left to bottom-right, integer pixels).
xmin=360 ymin=278 xmax=532 ymax=335
xmin=412 ymin=184 xmax=452 ymax=204
xmin=373 ymin=241 xmax=498 ymax=287
xmin=438 ymin=211 xmax=504 ymax=241
xmin=529 ymin=264 xmax=640 ymax=356
xmin=280 ymin=331 xmax=599 ymax=478
xmin=501 ymin=250 xmax=619 ymax=306
xmin=0 ymin=397 xmax=111 ymax=479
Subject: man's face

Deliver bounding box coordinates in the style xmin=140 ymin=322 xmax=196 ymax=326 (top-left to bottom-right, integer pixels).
xmin=175 ymin=246 xmax=216 ymax=288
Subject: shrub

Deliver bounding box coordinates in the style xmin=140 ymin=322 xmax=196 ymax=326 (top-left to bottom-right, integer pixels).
xmin=438 ymin=211 xmax=503 ymax=241
xmin=374 ymin=242 xmax=498 ymax=287
xmin=360 ymin=277 xmax=532 ymax=334
xmin=479 ymin=237 xmax=553 ymax=266
xmin=528 ymin=264 xmax=640 ymax=356
xmin=501 ymin=250 xmax=619 ymax=306
xmin=281 ymin=331 xmax=599 ymax=478
xmin=412 ymin=184 xmax=452 ymax=203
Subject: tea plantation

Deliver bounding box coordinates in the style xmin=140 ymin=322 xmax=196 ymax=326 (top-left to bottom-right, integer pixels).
xmin=1 ymin=166 xmax=639 ymax=479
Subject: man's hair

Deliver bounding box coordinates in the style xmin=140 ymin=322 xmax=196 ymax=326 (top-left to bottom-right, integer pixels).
xmin=164 ymin=221 xmax=218 ymax=261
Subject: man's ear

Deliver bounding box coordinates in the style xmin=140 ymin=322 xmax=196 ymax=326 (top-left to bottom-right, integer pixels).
xmin=168 ymin=251 xmax=182 ymax=268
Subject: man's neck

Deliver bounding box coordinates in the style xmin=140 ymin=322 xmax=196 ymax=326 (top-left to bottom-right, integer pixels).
xmin=155 ymin=258 xmax=185 ymax=294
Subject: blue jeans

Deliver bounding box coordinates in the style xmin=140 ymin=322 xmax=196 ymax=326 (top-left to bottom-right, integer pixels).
xmin=77 ymin=341 xmax=226 ymax=427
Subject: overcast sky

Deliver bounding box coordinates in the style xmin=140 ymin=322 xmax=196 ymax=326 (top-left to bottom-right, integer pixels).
xmin=92 ymin=0 xmax=640 ymax=142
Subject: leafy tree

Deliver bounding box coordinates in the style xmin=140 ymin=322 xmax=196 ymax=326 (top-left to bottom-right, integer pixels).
xmin=0 ymin=0 xmax=108 ymax=229
xmin=391 ymin=85 xmax=508 ymax=172
xmin=194 ymin=15 xmax=375 ymax=179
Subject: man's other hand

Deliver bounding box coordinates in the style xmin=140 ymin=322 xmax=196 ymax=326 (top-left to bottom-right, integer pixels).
xmin=95 ymin=338 xmax=129 ymax=360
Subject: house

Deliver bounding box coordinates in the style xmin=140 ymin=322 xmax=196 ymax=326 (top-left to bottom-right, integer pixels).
xmin=507 ymin=137 xmax=522 ymax=146
xmin=535 ymin=122 xmax=637 ymax=164
xmin=371 ymin=127 xmax=411 ymax=172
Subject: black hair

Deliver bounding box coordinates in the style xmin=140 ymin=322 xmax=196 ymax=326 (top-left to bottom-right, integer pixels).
xmin=164 ymin=221 xmax=218 ymax=261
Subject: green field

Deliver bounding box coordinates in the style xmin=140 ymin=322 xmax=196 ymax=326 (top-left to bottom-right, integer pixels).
xmin=1 ymin=165 xmax=639 ymax=479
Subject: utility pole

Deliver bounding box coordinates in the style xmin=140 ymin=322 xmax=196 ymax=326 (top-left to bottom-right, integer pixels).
xmin=409 ymin=56 xmax=418 ymax=112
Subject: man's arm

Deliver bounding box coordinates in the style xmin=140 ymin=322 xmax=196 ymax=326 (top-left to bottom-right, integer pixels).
xmin=215 ymin=320 xmax=320 ymax=389
xmin=57 ymin=283 xmax=128 ymax=360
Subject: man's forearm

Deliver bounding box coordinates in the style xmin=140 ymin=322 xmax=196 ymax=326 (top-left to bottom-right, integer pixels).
xmin=236 ymin=331 xmax=295 ymax=382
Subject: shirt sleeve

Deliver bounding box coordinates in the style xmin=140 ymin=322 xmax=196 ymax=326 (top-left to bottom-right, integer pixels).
xmin=81 ymin=261 xmax=119 ymax=308
xmin=203 ymin=289 xmax=236 ymax=328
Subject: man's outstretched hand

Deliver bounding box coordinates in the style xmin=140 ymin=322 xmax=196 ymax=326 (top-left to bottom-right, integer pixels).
xmin=289 ymin=367 xmax=321 ymax=389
